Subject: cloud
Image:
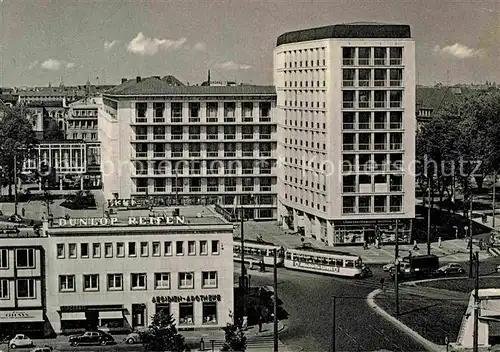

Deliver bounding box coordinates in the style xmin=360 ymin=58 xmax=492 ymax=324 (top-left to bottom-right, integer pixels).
xmin=66 ymin=62 xmax=76 ymax=69
xmin=41 ymin=58 xmax=62 ymax=70
xmin=433 ymin=43 xmax=485 ymax=59
xmin=27 ymin=60 xmax=39 ymax=70
xmin=104 ymin=40 xmax=120 ymax=52
xmin=193 ymin=42 xmax=207 ymax=52
xmin=215 ymin=61 xmax=252 ymax=71
xmin=127 ymin=32 xmax=187 ymax=56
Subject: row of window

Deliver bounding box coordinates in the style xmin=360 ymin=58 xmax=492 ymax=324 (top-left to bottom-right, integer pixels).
xmin=155 ymin=301 xmax=218 ymax=326
xmin=283 ymin=192 xmax=327 ymax=212
xmin=56 ymin=240 xmax=220 ymax=259
xmin=0 ymin=279 xmax=36 ymax=299
xmin=58 ymin=271 xmax=218 ymax=292
xmin=70 ymin=133 xmax=98 ymax=140
xmin=0 ymin=249 xmax=35 ymax=269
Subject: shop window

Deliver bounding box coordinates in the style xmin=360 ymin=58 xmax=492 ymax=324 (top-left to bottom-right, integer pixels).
xmin=104 ymin=243 xmax=113 ymax=258
xmin=164 ymin=241 xmax=172 ymax=256
xmin=69 ymin=243 xmax=77 ymax=258
xmin=59 ymin=275 xmax=75 ymax=292
xmin=117 ymin=242 xmax=125 ymax=257
xmin=81 ymin=243 xmax=89 ymax=258
xmin=188 ymin=241 xmax=196 ymax=256
xmin=202 ymin=302 xmax=217 ymax=324
xmin=156 ymin=303 xmax=170 ymax=315
xmin=179 ymin=303 xmax=194 ymax=325
xmin=140 ymin=242 xmax=149 ymax=257
xmin=83 ymin=274 xmax=99 ymax=291
xmin=57 ymin=244 xmax=65 ymax=259
xmin=131 ymin=273 xmax=147 ymax=290
xmin=176 ymin=241 xmax=184 ymax=256
xmin=152 ymin=242 xmax=161 ymax=257
xmin=16 ymin=249 xmax=35 ymax=268
xmin=202 ymin=271 xmax=217 ymax=288
xmin=154 ymin=273 xmax=170 ymax=289
xmin=107 ymin=274 xmax=123 ymax=291
xmin=179 ymin=272 xmax=194 ymax=289
xmin=200 ymin=241 xmax=208 ymax=255
xmin=92 ymin=243 xmax=101 ymax=258
xmin=211 ymin=240 xmax=219 ymax=255
xmin=17 ymin=278 xmax=35 ymax=298
xmin=0 ymin=279 xmax=8 ymax=299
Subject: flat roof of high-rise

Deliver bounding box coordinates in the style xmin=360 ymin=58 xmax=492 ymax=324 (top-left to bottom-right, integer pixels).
xmin=277 ymin=22 xmax=411 ymax=46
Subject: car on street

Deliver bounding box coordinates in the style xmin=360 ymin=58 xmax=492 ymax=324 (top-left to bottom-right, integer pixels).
xmin=361 ymin=264 xmax=373 ymax=278
xmin=69 ymin=331 xmax=115 ymax=346
xmin=9 ymin=334 xmax=34 ymax=349
xmin=383 ymin=262 xmax=395 ymax=272
xmin=7 ymin=214 xmax=23 ymax=223
xmin=435 ymin=263 xmax=465 ymax=276
xmin=30 ymin=347 xmax=53 ymax=352
xmin=124 ymin=329 xmax=144 ymax=344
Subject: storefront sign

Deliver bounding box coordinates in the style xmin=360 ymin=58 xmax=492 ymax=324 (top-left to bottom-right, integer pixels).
xmin=56 ymin=216 xmax=185 ymax=227
xmin=152 ymin=294 xmax=221 ymax=304
xmin=293 ymin=261 xmax=339 ymax=272
xmin=0 ymin=310 xmax=43 ymax=323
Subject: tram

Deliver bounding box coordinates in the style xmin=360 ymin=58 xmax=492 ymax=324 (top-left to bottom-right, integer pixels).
xmin=233 ymin=239 xmax=285 ymax=266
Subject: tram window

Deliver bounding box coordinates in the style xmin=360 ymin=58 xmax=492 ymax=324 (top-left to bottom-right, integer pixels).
xmin=355 ymin=260 xmax=362 ymax=268
xmin=345 ymin=260 xmax=354 ymax=268
xmin=314 ymin=257 xmax=321 ymax=263
xmin=308 ymin=256 xmax=314 ymax=263
xmin=286 ymin=253 xmax=292 ymax=260
xmin=335 ymin=259 xmax=343 ymax=266
xmin=322 ymin=258 xmax=328 ymax=264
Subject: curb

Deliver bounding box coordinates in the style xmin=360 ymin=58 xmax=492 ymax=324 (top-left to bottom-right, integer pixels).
xmin=250 ymin=322 xmax=287 ymax=338
xmin=367 ymin=289 xmax=444 ymax=352
xmin=406 ymin=275 xmax=500 ymax=286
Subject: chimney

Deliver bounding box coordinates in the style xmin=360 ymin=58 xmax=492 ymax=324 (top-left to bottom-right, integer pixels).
xmin=121 ymin=78 xmax=127 ymax=84
xmin=136 ymin=76 xmax=141 ymax=83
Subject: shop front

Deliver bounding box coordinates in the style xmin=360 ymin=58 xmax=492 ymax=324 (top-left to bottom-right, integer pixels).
xmin=0 ymin=309 xmax=46 ymax=338
xmin=59 ymin=305 xmax=128 ymax=335
xmin=333 ymin=218 xmax=413 ymax=245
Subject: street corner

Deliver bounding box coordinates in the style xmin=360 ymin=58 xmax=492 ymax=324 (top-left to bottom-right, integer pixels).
xmin=248 ymin=320 xmax=287 ymax=338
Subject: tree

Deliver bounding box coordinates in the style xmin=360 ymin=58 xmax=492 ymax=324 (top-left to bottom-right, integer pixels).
xmin=139 ymin=310 xmax=189 ymax=352
xmin=221 ymin=314 xmax=247 ymax=352
xmin=44 ymin=119 xmax=65 ymax=141
xmin=0 ymin=106 xmax=37 ymax=197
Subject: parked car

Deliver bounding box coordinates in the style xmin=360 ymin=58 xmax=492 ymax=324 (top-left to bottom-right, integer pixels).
xmin=7 ymin=214 xmax=23 ymax=223
xmin=30 ymin=347 xmax=53 ymax=352
xmin=435 ymin=263 xmax=465 ymax=276
xmin=124 ymin=330 xmax=142 ymax=344
xmin=383 ymin=262 xmax=395 ymax=272
xmin=9 ymin=334 xmax=33 ymax=349
xmin=69 ymin=331 xmax=115 ymax=346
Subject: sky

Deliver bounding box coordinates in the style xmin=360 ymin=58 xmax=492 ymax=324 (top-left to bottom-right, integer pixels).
xmin=0 ymin=0 xmax=499 ymax=87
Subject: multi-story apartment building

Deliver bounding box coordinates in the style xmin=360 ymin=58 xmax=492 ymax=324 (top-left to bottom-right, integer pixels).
xmin=100 ymin=76 xmax=278 ymax=220
xmin=66 ymin=97 xmax=100 ymax=142
xmin=0 ymin=207 xmax=234 ymax=336
xmin=274 ymin=23 xmax=416 ymax=245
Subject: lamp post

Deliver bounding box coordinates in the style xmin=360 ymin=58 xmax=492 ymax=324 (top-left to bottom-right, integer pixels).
xmin=331 ymin=296 xmax=336 ymax=352
xmin=395 ymin=219 xmax=400 ymax=316
xmin=239 ymin=195 xmax=247 ymax=324
xmin=469 ymin=196 xmax=474 ymax=278
xmin=493 ymin=170 xmax=497 ymax=228
xmin=473 ymin=251 xmax=479 ymax=352
xmin=273 ymin=249 xmax=278 ymax=352
xmin=14 ymin=153 xmax=18 ymax=216
xmin=427 ymin=174 xmax=432 ymax=255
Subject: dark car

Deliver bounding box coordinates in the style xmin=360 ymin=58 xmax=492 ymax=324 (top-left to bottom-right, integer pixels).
xmin=69 ymin=331 xmax=115 ymax=346
xmin=7 ymin=214 xmax=23 ymax=223
xmin=361 ymin=264 xmax=373 ymax=278
xmin=435 ymin=263 xmax=465 ymax=276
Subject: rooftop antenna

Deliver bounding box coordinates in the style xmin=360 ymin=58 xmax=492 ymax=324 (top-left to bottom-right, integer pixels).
xmin=208 ymin=69 xmax=211 ymax=86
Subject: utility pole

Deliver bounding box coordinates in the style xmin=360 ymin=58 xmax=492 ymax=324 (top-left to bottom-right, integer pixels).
xmin=273 ymin=249 xmax=278 ymax=352
xmin=469 ymin=196 xmax=474 ymax=278
xmin=240 ymin=195 xmax=247 ymax=323
xmin=332 ymin=296 xmax=336 ymax=352
xmin=14 ymin=153 xmax=18 ymax=216
xmin=395 ymin=219 xmax=400 ymax=316
xmin=493 ymin=170 xmax=497 ymax=228
xmin=427 ymin=174 xmax=431 ymax=255
xmin=473 ymin=251 xmax=479 ymax=352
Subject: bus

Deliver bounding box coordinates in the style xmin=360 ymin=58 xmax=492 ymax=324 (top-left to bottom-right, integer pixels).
xmin=233 ymin=239 xmax=285 ymax=267
xmin=284 ymin=246 xmax=369 ymax=278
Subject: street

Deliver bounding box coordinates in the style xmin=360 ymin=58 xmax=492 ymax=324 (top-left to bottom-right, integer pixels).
xmin=241 ymin=265 xmax=425 ymax=352
xmin=0 ymin=342 xmax=145 ymax=352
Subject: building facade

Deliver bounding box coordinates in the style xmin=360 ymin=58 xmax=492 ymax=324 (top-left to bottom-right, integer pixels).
xmin=100 ymin=77 xmax=278 ymax=220
xmin=0 ymin=210 xmax=234 ymax=336
xmin=274 ymin=23 xmax=416 ymax=245
xmin=66 ymin=97 xmax=100 ymax=142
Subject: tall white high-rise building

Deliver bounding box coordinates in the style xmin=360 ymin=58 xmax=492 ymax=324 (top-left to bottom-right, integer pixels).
xmin=274 ymin=23 xmax=416 ymax=246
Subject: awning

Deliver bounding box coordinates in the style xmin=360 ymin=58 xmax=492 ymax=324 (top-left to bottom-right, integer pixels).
xmin=0 ymin=310 xmax=44 ymax=323
xmin=99 ymin=311 xmax=124 ymax=319
xmin=61 ymin=312 xmax=86 ymax=321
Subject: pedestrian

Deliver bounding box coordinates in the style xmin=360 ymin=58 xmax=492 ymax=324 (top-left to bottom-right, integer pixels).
xmin=413 ymin=240 xmax=419 ymax=251
xmin=258 ymin=314 xmax=263 ymax=332
xmin=438 ymin=237 xmax=442 ymax=248
xmin=408 ymin=250 xmax=412 ymax=257
xmin=21 ymin=207 xmax=25 ymax=217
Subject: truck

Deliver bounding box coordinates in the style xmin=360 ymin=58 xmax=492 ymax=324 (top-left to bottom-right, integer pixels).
xmin=389 ymin=254 xmax=440 ymax=280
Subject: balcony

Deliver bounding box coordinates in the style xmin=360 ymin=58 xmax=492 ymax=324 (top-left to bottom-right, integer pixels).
xmin=342 ymin=80 xmax=355 ymax=87
xmin=374 ymin=58 xmax=386 ymax=66
xmin=189 ymin=152 xmax=200 ymax=158
xmin=374 ymin=80 xmax=386 ymax=87
xmin=135 ymin=134 xmax=148 ymax=141
xmin=153 ymin=152 xmax=166 ymax=158
xmin=358 ymin=80 xmax=370 ymax=87
xmin=224 ymin=134 xmax=236 ymax=140
xmin=135 ymin=169 xmax=148 ymax=175
xmin=242 ymin=134 xmax=254 ymax=140
xmin=390 ymin=80 xmax=402 ymax=87
xmin=342 ymin=58 xmax=355 ymax=66
xmin=390 ymin=143 xmax=402 ymax=150
xmin=358 ymin=58 xmax=370 ymax=66
xmin=207 ymin=117 xmax=218 ymax=123
xmin=171 ymin=152 xmax=183 ymax=158
xmin=189 ymin=117 xmax=200 ymax=123
xmin=342 ymin=186 xmax=356 ymax=193
xmin=358 ymin=143 xmax=371 ymax=151
xmin=242 ymin=168 xmax=254 ymax=175
xmin=390 ymin=164 xmax=403 ymax=171
xmin=172 ymin=187 xmax=183 ymax=193
xmin=242 ymin=186 xmax=254 ymax=192
xmin=259 ymin=134 xmax=271 ymax=140
xmin=342 ymin=144 xmax=355 ymax=151
xmin=135 ymin=117 xmax=147 ymax=123
xmin=153 ymin=135 xmax=165 ymax=140
xmin=390 ymin=101 xmax=402 ymax=108
xmin=224 ymin=117 xmax=236 ymax=123
xmin=189 ymin=169 xmax=201 ymax=175
xmin=207 ymin=186 xmax=219 ymax=192
xmin=260 ymin=116 xmax=271 ymax=122
xmin=359 ymin=206 xmax=371 ymax=213
xmin=343 ymin=101 xmax=355 ymax=109
xmin=189 ymin=135 xmax=200 ymax=140
xmin=189 ymin=187 xmax=201 ymax=192
xmin=259 ymin=151 xmax=271 ymax=157
xmin=373 ymin=164 xmax=388 ymax=172
xmin=259 ymin=169 xmax=271 ymax=175
xmin=390 ymin=185 xmax=403 ymax=192
xmin=171 ymin=135 xmax=183 ymax=140
xmin=225 ymin=169 xmax=236 ymax=175
xmin=154 ymin=187 xmax=166 ymax=193
xmin=207 ymin=169 xmax=219 ymax=175
xmin=242 ymin=116 xmax=253 ymax=122
xmin=359 ymin=123 xmax=370 ymax=129
xmin=342 ymin=123 xmax=355 ymax=130
xmin=171 ymin=117 xmax=183 ymax=123
xmin=225 ymin=186 xmax=236 ymax=192
xmin=260 ymin=186 xmax=272 ymax=192
xmin=153 ymin=169 xmax=166 ymax=175
xmin=374 ymin=123 xmax=386 ymax=129
xmin=242 ymin=151 xmax=254 ymax=157
xmin=390 ymin=122 xmax=402 ymax=129
xmin=342 ymin=207 xmax=355 ymax=214
xmin=374 ymin=101 xmax=386 ymax=108
xmin=153 ymin=117 xmax=165 ymax=123
xmin=207 ymin=134 xmax=218 ymax=140
xmin=135 ymin=152 xmax=148 ymax=158
xmin=390 ymin=58 xmax=402 ymax=65
xmin=390 ymin=205 xmax=402 ymax=212
xmin=224 ymin=152 xmax=236 ymax=157
xmin=374 ymin=143 xmax=387 ymax=150
xmin=374 ymin=206 xmax=386 ymax=213
xmin=207 ymin=151 xmax=219 ymax=157
xmin=136 ymin=187 xmax=148 ymax=193
xmin=358 ymin=101 xmax=371 ymax=108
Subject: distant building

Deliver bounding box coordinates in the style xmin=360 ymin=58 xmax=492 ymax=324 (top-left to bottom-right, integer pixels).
xmin=415 ymin=86 xmax=462 ymax=127
xmin=66 ymin=97 xmax=100 ymax=142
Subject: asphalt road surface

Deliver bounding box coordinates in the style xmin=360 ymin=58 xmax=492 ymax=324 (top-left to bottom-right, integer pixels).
xmin=241 ymin=265 xmax=425 ymax=352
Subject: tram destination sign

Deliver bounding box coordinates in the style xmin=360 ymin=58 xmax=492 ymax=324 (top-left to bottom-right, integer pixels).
xmin=56 ymin=215 xmax=186 ymax=227
xmin=293 ymin=261 xmax=339 ymax=272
